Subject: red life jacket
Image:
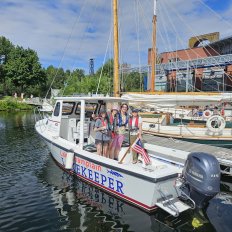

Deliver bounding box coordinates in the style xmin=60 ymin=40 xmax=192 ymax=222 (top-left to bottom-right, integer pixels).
xmin=129 ymin=116 xmax=139 ymax=128
xmin=109 ymin=114 xmax=114 ymax=124
xmin=94 ymin=117 xmax=107 ymax=128
xmin=101 ymin=118 xmax=107 ymax=127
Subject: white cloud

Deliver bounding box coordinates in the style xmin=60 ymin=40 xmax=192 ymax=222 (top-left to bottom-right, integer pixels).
xmin=0 ymin=0 xmax=231 ymax=73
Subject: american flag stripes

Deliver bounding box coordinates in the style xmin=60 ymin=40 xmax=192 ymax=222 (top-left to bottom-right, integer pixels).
xmin=131 ymin=138 xmax=151 ymax=165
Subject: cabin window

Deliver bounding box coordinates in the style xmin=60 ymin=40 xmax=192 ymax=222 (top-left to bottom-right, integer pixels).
xmin=75 ymin=103 xmax=98 ymax=118
xmin=62 ymin=102 xmax=75 ymax=115
xmin=53 ymin=102 xmax=60 ymax=117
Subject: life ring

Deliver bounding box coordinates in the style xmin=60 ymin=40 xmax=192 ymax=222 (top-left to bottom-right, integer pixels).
xmin=206 ymin=115 xmax=226 ymax=133
xmin=203 ymin=110 xmax=213 ymax=119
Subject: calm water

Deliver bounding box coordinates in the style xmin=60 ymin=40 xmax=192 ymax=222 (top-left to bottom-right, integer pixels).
xmin=0 ymin=112 xmax=232 ymax=232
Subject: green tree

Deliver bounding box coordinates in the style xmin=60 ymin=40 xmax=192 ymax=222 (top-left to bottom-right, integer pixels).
xmin=45 ymin=66 xmax=66 ymax=89
xmin=95 ymin=59 xmax=114 ymax=95
xmin=123 ymin=71 xmax=143 ymax=92
xmin=4 ymin=46 xmax=46 ymax=96
xmin=0 ymin=37 xmax=14 ymax=95
xmin=63 ymin=68 xmax=85 ymax=95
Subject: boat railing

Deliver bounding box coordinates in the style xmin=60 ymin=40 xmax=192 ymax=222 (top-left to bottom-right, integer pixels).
xmin=34 ymin=106 xmax=49 ymax=131
xmin=180 ymin=124 xmax=195 ymax=136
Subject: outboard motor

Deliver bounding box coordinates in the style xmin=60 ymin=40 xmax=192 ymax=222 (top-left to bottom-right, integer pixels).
xmin=181 ymin=152 xmax=220 ymax=208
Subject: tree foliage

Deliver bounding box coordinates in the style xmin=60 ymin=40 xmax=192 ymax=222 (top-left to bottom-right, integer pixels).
xmin=4 ymin=46 xmax=46 ymax=93
xmin=0 ymin=36 xmax=46 ymax=96
xmin=0 ymin=36 xmax=143 ymax=97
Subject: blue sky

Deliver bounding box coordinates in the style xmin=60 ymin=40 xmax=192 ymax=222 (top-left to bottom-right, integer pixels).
xmin=0 ymin=0 xmax=231 ymax=74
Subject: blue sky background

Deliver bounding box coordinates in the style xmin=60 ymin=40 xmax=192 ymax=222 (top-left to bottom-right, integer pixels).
xmin=0 ymin=0 xmax=231 ymax=74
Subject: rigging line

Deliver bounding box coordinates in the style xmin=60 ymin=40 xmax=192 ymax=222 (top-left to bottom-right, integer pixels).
xmin=117 ymin=0 xmax=124 ymax=92
xmin=135 ymin=0 xmax=142 ymax=92
xmin=196 ymin=0 xmax=232 ymax=29
xmin=62 ymin=0 xmax=100 ymax=96
xmin=45 ymin=0 xmax=88 ymax=99
xmin=159 ymin=2 xmax=184 ymax=88
xmin=161 ymin=0 xmax=198 ymax=63
xmin=96 ymin=24 xmax=113 ymax=95
xmin=107 ymin=7 xmax=113 ymax=95
xmin=137 ymin=0 xmax=152 ymax=41
xmin=162 ymin=1 xmax=229 ymax=92
xmin=158 ymin=1 xmax=174 ymax=57
xmin=158 ymin=1 xmax=180 ymax=80
xmin=161 ymin=0 xmax=208 ymax=68
xmin=167 ymin=1 xmax=226 ymax=72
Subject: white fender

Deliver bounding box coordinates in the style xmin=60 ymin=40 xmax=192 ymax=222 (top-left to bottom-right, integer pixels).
xmin=203 ymin=110 xmax=212 ymax=119
xmin=65 ymin=152 xmax=74 ymax=169
xmin=206 ymin=115 xmax=226 ymax=133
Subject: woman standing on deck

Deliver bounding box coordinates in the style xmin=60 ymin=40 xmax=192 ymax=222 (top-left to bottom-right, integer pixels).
xmin=94 ymin=109 xmax=111 ymax=157
xmin=111 ymin=103 xmax=129 ymax=160
xmin=108 ymin=105 xmax=119 ymax=159
xmin=129 ymin=109 xmax=143 ymax=164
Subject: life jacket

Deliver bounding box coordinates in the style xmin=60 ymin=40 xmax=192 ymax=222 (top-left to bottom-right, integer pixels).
xmin=109 ymin=113 xmax=114 ymax=124
xmin=107 ymin=113 xmax=116 ymax=131
xmin=101 ymin=118 xmax=107 ymax=127
xmin=118 ymin=113 xmax=129 ymax=127
xmin=94 ymin=117 xmax=108 ymax=130
xmin=129 ymin=116 xmax=139 ymax=129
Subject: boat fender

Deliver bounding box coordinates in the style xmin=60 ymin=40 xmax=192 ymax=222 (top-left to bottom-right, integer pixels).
xmin=221 ymin=108 xmax=225 ymax=116
xmin=203 ymin=110 xmax=212 ymax=119
xmin=206 ymin=115 xmax=226 ymax=133
xmin=65 ymin=152 xmax=74 ymax=169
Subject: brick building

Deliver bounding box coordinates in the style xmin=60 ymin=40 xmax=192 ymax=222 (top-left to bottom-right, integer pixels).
xmin=148 ymin=32 xmax=232 ymax=92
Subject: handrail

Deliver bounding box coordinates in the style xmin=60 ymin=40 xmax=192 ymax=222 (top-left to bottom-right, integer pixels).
xmin=121 ymin=53 xmax=232 ymax=73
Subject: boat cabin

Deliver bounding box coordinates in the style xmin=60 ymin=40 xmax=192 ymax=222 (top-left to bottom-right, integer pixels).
xmin=47 ymin=96 xmax=129 ymax=151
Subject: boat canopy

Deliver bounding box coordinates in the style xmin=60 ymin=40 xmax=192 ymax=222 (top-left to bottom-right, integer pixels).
xmin=55 ymin=96 xmax=128 ymax=103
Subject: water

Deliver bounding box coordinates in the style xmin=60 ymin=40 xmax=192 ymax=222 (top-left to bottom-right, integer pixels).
xmin=0 ymin=112 xmax=232 ymax=232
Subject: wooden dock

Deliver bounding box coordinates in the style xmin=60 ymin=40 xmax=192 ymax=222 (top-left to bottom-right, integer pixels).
xmin=143 ymin=134 xmax=232 ymax=176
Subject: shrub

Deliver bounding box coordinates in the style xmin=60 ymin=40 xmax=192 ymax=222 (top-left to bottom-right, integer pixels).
xmin=0 ymin=97 xmax=33 ymax=111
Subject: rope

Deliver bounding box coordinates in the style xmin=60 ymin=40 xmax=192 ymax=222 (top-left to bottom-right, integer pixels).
xmin=197 ymin=0 xmax=232 ymax=29
xmin=62 ymin=0 xmax=100 ymax=96
xmin=45 ymin=0 xmax=88 ymax=99
xmin=160 ymin=0 xmax=232 ymax=91
xmin=96 ymin=25 xmax=113 ymax=95
xmin=134 ymin=0 xmax=142 ymax=92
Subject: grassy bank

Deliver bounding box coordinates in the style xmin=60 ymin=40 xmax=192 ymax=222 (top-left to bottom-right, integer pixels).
xmin=0 ymin=97 xmax=33 ymax=111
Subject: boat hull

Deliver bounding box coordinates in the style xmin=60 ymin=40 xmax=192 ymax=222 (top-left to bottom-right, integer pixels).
xmin=174 ymin=118 xmax=232 ymax=129
xmin=40 ymin=136 xmax=178 ymax=213
xmin=143 ymin=122 xmax=232 ymax=148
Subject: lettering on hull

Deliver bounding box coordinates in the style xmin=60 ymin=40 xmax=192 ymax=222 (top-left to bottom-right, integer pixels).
xmin=73 ymin=163 xmax=124 ymax=195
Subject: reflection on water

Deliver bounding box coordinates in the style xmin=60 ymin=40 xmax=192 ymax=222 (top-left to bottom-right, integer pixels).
xmin=0 ymin=111 xmax=231 ymax=232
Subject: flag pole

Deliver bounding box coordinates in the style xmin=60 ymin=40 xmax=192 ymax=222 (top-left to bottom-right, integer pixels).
xmin=118 ymin=138 xmax=139 ymax=164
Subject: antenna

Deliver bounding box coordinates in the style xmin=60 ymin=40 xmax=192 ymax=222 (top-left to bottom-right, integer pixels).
xmin=154 ymin=0 xmax=157 ymax=16
xmin=89 ymin=58 xmax=94 ymax=75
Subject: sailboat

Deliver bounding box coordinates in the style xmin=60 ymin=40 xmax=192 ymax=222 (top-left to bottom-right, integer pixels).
xmin=35 ymin=0 xmax=221 ymax=216
xmin=119 ymin=0 xmax=232 ymax=148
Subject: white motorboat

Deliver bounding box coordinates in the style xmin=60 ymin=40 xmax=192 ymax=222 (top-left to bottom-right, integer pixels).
xmin=35 ymin=96 xmax=221 ymax=216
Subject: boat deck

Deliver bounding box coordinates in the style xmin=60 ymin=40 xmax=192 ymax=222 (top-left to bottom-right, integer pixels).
xmin=143 ymin=134 xmax=232 ymax=176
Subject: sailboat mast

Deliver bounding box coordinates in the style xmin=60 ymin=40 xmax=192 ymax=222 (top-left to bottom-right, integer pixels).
xmin=151 ymin=0 xmax=157 ymax=92
xmin=113 ymin=0 xmax=120 ymax=97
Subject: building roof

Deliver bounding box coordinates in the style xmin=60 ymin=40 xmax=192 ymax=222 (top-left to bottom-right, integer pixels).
xmin=207 ymin=35 xmax=232 ymax=47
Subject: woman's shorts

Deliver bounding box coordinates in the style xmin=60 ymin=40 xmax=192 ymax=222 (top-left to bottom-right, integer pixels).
xmin=95 ymin=139 xmax=110 ymax=145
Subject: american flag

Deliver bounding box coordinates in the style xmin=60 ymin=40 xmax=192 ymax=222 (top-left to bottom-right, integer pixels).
xmin=131 ymin=138 xmax=151 ymax=165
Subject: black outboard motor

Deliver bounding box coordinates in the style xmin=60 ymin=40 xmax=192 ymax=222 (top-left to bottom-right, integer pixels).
xmin=181 ymin=152 xmax=220 ymax=208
